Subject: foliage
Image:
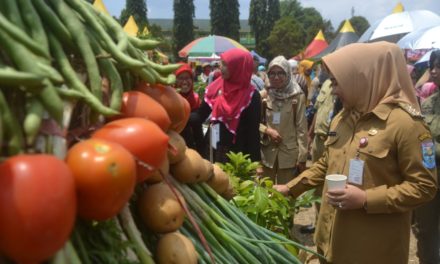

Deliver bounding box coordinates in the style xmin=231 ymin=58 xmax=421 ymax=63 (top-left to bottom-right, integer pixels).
xmin=119 ymin=0 xmax=149 ymax=31
xmin=72 ymin=219 xmax=137 ymax=264
xmin=334 ymin=16 xmax=370 ymax=36
xmin=278 ymin=0 xmax=333 ymax=56
xmin=279 ymin=0 xmax=302 ymax=18
xmin=193 ymin=80 xmax=207 ymax=99
xmin=294 ymin=189 xmax=321 ymax=213
xmin=298 ymin=8 xmax=325 ymax=45
xmin=218 ymin=152 xmax=293 ymax=236
xmin=173 ymin=0 xmax=195 ymax=58
xmin=267 ymin=16 xmax=305 ymax=58
xmin=218 ymin=152 xmax=321 ymax=237
xmin=249 ymin=0 xmax=280 ymax=58
xmin=209 ymin=0 xmax=240 ymax=40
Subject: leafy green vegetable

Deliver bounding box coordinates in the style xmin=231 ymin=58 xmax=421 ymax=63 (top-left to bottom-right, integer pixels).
xmin=72 ymin=218 xmax=138 ymax=264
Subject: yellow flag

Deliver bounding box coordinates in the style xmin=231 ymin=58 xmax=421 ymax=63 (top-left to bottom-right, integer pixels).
xmin=123 ymin=16 xmax=139 ymax=37
xmin=340 ymin=20 xmax=356 ymax=33
xmin=392 ymin=2 xmax=405 ymax=13
xmin=92 ymin=0 xmax=110 ymax=16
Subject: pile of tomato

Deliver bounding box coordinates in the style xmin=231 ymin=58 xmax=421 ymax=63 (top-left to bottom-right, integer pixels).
xmin=0 ymin=83 xmax=190 ymax=263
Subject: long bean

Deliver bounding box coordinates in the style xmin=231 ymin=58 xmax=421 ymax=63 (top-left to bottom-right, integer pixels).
xmin=65 ymin=0 xmax=145 ymax=68
xmin=16 ymin=0 xmax=49 ymax=54
xmin=0 ymin=27 xmax=64 ymax=123
xmin=48 ymin=32 xmax=118 ymax=116
xmin=0 ymin=12 xmax=49 ymax=59
xmin=32 ymin=0 xmax=73 ymax=48
xmin=0 ymin=90 xmax=24 ymax=154
xmin=87 ymin=31 xmax=123 ymax=112
xmin=50 ymin=0 xmax=102 ymax=101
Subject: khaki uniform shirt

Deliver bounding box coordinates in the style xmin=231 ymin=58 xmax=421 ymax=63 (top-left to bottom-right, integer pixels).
xmin=314 ymin=80 xmax=335 ymax=137
xmin=287 ymin=103 xmax=437 ymax=264
xmin=422 ymin=90 xmax=440 ymax=178
xmin=260 ymin=93 xmax=308 ymax=169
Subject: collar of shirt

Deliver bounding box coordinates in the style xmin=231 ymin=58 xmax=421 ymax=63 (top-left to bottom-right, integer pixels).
xmin=370 ymin=103 xmax=394 ymax=121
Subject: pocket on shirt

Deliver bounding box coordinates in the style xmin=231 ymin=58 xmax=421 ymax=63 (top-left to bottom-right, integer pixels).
xmin=358 ymin=143 xmax=390 ymax=159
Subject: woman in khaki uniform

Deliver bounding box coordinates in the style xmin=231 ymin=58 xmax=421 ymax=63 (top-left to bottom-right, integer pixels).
xmin=275 ymin=42 xmax=437 ymax=264
xmin=260 ymin=56 xmax=308 ymax=184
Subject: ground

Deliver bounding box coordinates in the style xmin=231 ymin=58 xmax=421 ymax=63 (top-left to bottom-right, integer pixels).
xmin=292 ymin=206 xmax=420 ymax=263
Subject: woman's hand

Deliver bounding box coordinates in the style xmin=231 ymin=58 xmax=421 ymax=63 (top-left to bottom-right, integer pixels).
xmin=326 ymin=184 xmax=366 ymax=210
xmin=266 ymin=127 xmax=282 ymax=143
xmin=273 ymin=184 xmax=290 ymax=196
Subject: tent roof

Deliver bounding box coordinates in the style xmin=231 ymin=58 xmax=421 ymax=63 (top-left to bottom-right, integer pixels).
xmin=295 ymin=30 xmax=329 ymax=60
xmin=123 ymin=16 xmax=139 ymax=37
xmin=93 ymin=0 xmax=110 ymax=16
xmin=312 ymin=20 xmax=358 ymax=59
xmin=392 ymin=2 xmax=405 ymax=13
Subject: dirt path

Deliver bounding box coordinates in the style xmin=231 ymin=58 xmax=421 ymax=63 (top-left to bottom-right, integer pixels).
xmin=292 ymin=206 xmax=420 ymax=263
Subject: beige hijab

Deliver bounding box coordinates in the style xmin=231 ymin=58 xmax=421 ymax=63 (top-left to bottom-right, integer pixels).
xmin=322 ymin=42 xmax=420 ymax=113
xmin=267 ymin=56 xmax=303 ymax=100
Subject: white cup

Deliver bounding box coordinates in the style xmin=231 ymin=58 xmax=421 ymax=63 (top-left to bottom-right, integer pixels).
xmin=325 ymin=174 xmax=347 ymax=191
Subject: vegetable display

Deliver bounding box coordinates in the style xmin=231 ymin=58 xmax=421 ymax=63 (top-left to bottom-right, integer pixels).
xmin=0 ymin=1 xmax=317 ymax=263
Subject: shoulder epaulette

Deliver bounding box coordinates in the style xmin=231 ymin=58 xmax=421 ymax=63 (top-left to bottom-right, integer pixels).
xmin=398 ymin=102 xmax=424 ymax=118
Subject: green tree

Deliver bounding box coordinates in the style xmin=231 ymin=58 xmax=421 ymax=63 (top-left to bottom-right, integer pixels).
xmin=322 ymin=19 xmax=335 ymax=41
xmin=335 ymin=16 xmax=370 ymax=36
xmin=267 ymin=16 xmax=304 ymax=59
xmin=297 ymin=8 xmax=324 ymax=44
xmin=173 ymin=0 xmax=195 ymax=58
xmin=249 ymin=0 xmax=267 ymax=52
xmin=210 ymin=0 xmax=240 ymax=40
xmin=349 ymin=16 xmax=370 ymax=36
xmin=278 ymin=1 xmax=331 ymax=50
xmin=119 ymin=0 xmax=149 ymax=31
xmin=279 ymin=0 xmax=302 ymax=17
xmin=249 ymin=0 xmax=280 ymax=57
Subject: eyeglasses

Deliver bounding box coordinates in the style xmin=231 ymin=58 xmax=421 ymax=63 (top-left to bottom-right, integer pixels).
xmin=268 ymin=71 xmax=287 ymax=78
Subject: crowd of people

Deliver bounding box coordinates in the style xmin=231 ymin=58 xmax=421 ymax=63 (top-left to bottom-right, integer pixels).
xmin=173 ymin=43 xmax=439 ymax=264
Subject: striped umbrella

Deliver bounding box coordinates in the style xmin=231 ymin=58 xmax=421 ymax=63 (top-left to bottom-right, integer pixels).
xmin=178 ymin=35 xmax=248 ymax=58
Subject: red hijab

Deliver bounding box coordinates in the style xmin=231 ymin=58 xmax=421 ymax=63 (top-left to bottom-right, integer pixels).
xmin=175 ymin=63 xmax=200 ymax=111
xmin=204 ymin=48 xmax=255 ymax=135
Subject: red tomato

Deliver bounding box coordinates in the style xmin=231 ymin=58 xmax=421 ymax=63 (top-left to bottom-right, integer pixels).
xmin=92 ymin=118 xmax=169 ymax=182
xmin=117 ymin=91 xmax=171 ymax=132
xmin=66 ymin=139 xmax=136 ymax=220
xmin=171 ymin=95 xmax=191 ymax=133
xmin=136 ymin=84 xmax=187 ymax=132
xmin=0 ymin=154 xmax=76 ymax=263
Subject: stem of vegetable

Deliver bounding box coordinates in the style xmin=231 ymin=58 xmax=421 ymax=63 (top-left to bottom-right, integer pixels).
xmin=118 ymin=205 xmax=155 ymax=264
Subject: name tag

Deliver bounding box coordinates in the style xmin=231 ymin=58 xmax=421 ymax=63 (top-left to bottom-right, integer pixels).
xmin=348 ymin=158 xmax=364 ymax=185
xmin=272 ymin=112 xmax=281 ymax=124
xmin=211 ymin=123 xmax=220 ymax=149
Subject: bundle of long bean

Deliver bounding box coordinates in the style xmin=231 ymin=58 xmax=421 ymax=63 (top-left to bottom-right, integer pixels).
xmin=168 ymin=176 xmax=323 ymax=264
xmin=0 ymin=0 xmax=179 ymax=154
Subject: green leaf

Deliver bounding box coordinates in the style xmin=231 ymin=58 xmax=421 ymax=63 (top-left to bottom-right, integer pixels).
xmin=254 ymin=187 xmax=269 ymax=212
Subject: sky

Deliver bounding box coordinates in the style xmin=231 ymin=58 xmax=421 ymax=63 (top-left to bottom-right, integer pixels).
xmin=104 ymin=0 xmax=440 ymax=28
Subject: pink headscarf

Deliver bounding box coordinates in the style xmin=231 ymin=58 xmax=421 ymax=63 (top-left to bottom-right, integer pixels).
xmin=204 ymin=48 xmax=255 ymax=135
xmin=418 ymin=82 xmax=438 ymax=102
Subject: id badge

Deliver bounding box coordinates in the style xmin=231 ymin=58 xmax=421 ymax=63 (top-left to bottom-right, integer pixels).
xmin=348 ymin=158 xmax=364 ymax=185
xmin=211 ymin=123 xmax=220 ymax=149
xmin=272 ymin=112 xmax=281 ymax=124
